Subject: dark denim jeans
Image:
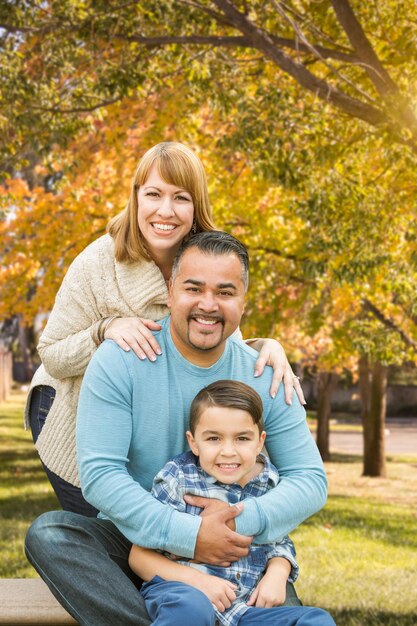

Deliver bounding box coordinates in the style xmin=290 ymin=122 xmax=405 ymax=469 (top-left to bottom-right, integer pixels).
xmin=25 ymin=511 xmax=151 ymax=626
xmin=29 ymin=385 xmax=98 ymax=517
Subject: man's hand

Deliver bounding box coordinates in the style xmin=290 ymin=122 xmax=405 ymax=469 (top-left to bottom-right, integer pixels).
xmin=184 ymin=495 xmax=252 ymax=566
xmin=184 ymin=494 xmax=235 ymax=529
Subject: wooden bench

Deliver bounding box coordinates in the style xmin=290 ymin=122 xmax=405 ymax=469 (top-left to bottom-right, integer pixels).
xmin=0 ymin=579 xmax=78 ymax=625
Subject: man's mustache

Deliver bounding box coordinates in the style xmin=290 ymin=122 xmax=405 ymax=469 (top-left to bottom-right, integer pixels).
xmin=187 ymin=312 xmax=225 ymax=325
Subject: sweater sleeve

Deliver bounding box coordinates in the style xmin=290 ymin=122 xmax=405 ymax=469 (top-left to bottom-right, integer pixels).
xmin=234 ymin=387 xmax=328 ymax=543
xmin=77 ymin=342 xmax=201 ymax=558
xmin=37 ymin=245 xmax=107 ymax=380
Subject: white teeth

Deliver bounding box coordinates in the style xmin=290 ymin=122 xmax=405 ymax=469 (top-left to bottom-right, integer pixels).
xmin=195 ymin=318 xmax=217 ymax=325
xmin=219 ymin=464 xmax=239 ymax=468
xmin=153 ymin=223 xmax=176 ymax=231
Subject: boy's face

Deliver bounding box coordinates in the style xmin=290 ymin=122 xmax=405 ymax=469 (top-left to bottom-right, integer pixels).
xmin=186 ymin=405 xmax=266 ymax=488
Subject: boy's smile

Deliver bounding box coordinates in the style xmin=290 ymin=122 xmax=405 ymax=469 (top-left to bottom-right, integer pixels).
xmin=186 ymin=405 xmax=266 ymax=488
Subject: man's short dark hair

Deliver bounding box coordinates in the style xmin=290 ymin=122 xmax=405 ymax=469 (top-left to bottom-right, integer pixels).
xmin=171 ymin=231 xmax=249 ymax=290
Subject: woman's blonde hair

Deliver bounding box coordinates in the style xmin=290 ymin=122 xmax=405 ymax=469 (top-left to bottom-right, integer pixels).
xmin=108 ymin=142 xmax=216 ymax=262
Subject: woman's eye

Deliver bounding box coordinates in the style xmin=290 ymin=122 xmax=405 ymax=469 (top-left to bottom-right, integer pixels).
xmin=176 ymin=194 xmax=191 ymax=202
xmin=146 ymin=191 xmax=159 ymax=197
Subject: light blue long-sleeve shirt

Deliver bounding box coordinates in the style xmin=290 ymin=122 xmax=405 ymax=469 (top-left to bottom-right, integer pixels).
xmin=77 ymin=316 xmax=327 ymax=559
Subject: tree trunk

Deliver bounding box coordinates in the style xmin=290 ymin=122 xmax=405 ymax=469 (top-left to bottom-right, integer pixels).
xmin=316 ymin=371 xmax=338 ymax=461
xmin=361 ymin=359 xmax=387 ymax=477
xmin=17 ymin=317 xmax=34 ymax=382
xmin=358 ymin=355 xmax=372 ymax=461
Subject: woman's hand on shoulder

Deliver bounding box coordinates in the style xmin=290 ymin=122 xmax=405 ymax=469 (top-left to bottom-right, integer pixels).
xmin=104 ymin=317 xmax=162 ymax=361
xmin=247 ymin=338 xmax=306 ymax=405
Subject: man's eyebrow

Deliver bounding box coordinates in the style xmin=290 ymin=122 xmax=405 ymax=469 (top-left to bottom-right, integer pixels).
xmin=182 ymin=279 xmax=237 ymax=289
xmin=183 ymin=279 xmax=205 ymax=286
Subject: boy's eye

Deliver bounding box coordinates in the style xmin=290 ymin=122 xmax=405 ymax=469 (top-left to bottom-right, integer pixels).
xmin=207 ymin=436 xmax=219 ymax=441
xmin=237 ymin=436 xmax=249 ymax=441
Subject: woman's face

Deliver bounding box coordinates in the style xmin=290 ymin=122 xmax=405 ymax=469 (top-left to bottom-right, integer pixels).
xmin=137 ymin=163 xmax=194 ymax=259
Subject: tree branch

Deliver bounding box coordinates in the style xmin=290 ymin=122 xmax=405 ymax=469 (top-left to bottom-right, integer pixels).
xmin=329 ymin=0 xmax=397 ymax=95
xmin=118 ymin=33 xmax=360 ymax=63
xmin=28 ymin=96 xmax=123 ymax=114
xmin=211 ymin=0 xmax=387 ymax=127
xmin=362 ymin=298 xmax=417 ymax=348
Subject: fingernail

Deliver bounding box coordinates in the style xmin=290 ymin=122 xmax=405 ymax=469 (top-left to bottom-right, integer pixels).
xmin=156 ymin=349 xmax=162 ymax=355
xmin=139 ymin=354 xmax=146 ymax=360
xmin=271 ymin=392 xmax=276 ymax=399
xmin=150 ymin=355 xmax=156 ymax=362
xmin=254 ymin=371 xmax=259 ymax=378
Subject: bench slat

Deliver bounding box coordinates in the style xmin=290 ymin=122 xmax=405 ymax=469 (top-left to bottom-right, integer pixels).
xmin=0 ymin=579 xmax=78 ymax=626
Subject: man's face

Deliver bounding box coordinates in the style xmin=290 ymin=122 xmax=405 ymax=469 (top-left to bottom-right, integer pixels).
xmin=167 ymin=248 xmax=246 ymax=366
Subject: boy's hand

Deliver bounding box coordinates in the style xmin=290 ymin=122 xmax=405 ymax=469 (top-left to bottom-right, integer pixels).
xmin=193 ymin=572 xmax=237 ymax=612
xmin=246 ymin=575 xmax=287 ymax=608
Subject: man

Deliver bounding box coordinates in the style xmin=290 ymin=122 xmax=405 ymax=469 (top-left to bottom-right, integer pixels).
xmin=25 ymin=232 xmax=327 ymax=626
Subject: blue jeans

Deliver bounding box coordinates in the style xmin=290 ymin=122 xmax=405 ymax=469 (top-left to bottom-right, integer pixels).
xmin=142 ymin=576 xmax=336 ymax=626
xmin=25 ymin=512 xmax=305 ymax=626
xmin=25 ymin=511 xmax=151 ymax=626
xmin=29 ymin=385 xmax=98 ymax=517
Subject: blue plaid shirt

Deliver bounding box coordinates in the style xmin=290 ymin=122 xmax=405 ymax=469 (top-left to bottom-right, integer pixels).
xmin=151 ymin=451 xmax=298 ymax=626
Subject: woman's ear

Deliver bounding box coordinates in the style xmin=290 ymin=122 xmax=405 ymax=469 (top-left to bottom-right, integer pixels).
xmin=186 ymin=430 xmax=199 ymax=456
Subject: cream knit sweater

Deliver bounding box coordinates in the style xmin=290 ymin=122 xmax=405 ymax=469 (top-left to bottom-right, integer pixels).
xmin=25 ymin=234 xmax=169 ymax=486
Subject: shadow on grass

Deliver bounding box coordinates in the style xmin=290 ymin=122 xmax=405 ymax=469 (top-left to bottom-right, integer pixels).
xmin=303 ymin=495 xmax=417 ymax=549
xmin=330 ymin=607 xmax=417 ymax=626
xmin=1 ymin=492 xmax=60 ymax=519
xmin=326 ymin=452 xmax=363 ymax=464
xmin=1 ymin=465 xmax=52 ymax=488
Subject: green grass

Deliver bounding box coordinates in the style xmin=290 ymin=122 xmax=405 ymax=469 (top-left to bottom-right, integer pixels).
xmin=0 ymin=391 xmax=59 ymax=577
xmin=1 ymin=392 xmax=417 ymax=625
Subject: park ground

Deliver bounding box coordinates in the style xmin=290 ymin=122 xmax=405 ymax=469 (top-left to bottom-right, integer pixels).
xmin=1 ymin=391 xmax=416 ymax=626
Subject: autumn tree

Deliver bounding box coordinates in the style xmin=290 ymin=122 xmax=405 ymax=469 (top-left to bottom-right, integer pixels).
xmin=1 ymin=0 xmax=417 ymax=472
xmin=1 ymin=0 xmax=417 ymax=168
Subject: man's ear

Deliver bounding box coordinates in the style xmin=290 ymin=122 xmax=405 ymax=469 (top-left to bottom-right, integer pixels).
xmin=167 ymin=278 xmax=173 ymax=308
xmin=186 ymin=430 xmax=199 ymax=456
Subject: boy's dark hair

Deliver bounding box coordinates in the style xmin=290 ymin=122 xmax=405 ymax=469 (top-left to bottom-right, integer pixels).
xmin=189 ymin=380 xmax=264 ymax=435
xmin=171 ymin=231 xmax=249 ymax=290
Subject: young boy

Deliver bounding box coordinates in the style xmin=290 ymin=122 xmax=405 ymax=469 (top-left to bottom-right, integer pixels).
xmin=129 ymin=380 xmax=335 ymax=626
